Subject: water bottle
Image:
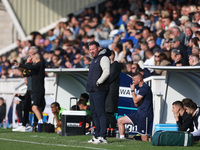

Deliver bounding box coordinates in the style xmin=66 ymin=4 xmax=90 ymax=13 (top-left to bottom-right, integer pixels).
xmin=110 ymin=128 xmax=115 ymax=137
xmin=90 ymin=126 xmax=94 ymax=135
xmin=115 ymin=130 xmax=120 ymax=138
xmin=107 ymin=128 xmax=110 ymax=137
xmin=125 ymin=128 xmax=129 ymax=138
xmin=3 ymin=119 xmax=7 ymax=129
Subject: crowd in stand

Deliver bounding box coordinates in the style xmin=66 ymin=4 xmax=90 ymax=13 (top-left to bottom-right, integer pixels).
xmin=0 ymin=0 xmax=200 ymax=78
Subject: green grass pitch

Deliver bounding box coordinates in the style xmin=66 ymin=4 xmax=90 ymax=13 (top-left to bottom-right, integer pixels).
xmin=0 ymin=129 xmax=200 ymax=150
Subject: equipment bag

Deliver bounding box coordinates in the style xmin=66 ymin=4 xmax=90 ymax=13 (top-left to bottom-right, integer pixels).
xmin=43 ymin=123 xmax=55 ymax=133
xmin=152 ymin=130 xmax=193 ymax=146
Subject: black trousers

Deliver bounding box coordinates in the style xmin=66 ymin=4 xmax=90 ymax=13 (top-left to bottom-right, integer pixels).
xmin=106 ymin=112 xmax=117 ymax=129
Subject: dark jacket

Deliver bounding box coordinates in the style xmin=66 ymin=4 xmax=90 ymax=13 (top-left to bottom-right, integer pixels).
xmin=105 ymin=61 xmax=122 ymax=113
xmin=20 ymin=60 xmax=45 ymax=93
xmin=150 ymin=44 xmax=161 ymax=54
xmin=0 ymin=103 xmax=6 ymax=123
xmin=86 ymin=48 xmax=110 ymax=92
xmin=177 ymin=110 xmax=193 ymax=132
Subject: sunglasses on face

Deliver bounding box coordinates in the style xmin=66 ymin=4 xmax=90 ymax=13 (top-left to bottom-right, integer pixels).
xmin=155 ymin=55 xmax=160 ymax=57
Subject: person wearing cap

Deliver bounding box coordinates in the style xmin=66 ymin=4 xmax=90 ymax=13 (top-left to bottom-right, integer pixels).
xmin=171 ymin=36 xmax=188 ymax=61
xmin=179 ymin=15 xmax=191 ymax=32
xmin=170 ymin=49 xmax=189 ymax=66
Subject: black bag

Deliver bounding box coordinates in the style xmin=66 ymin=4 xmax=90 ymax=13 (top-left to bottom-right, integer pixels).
xmin=43 ymin=123 xmax=55 ymax=133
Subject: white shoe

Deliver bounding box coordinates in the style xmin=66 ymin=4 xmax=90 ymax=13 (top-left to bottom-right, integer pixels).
xmin=88 ymin=136 xmax=99 ymax=143
xmin=25 ymin=125 xmax=33 ymax=132
xmin=12 ymin=126 xmax=26 ymax=132
xmin=92 ymin=137 xmax=107 ymax=144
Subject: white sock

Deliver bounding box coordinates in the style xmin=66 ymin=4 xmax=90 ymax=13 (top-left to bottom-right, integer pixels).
xmin=120 ymin=135 xmax=125 ymax=139
xmin=38 ymin=119 xmax=43 ymax=124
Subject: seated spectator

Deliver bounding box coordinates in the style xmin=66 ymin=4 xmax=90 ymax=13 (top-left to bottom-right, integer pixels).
xmin=171 ymin=49 xmax=189 ymax=66
xmin=95 ymin=17 xmax=114 ymax=41
xmin=0 ymin=97 xmax=6 ymax=124
xmin=131 ymin=63 xmax=142 ymax=76
xmin=113 ymin=43 xmax=125 ymax=63
xmin=185 ymin=101 xmax=200 ymax=140
xmin=189 ymin=54 xmax=200 ymax=66
xmin=133 ymin=43 xmax=144 ymax=61
xmin=72 ymin=53 xmax=83 ymax=68
xmin=143 ymin=50 xmax=155 ymax=74
xmin=184 ymin=27 xmax=193 ymax=45
xmin=132 ymin=53 xmax=143 ymax=68
xmin=125 ymin=62 xmax=132 ymax=75
xmin=83 ymin=55 xmax=91 ymax=68
xmin=154 ymin=52 xmax=171 ymax=75
xmin=171 ymin=37 xmax=188 ymax=60
xmin=122 ymin=40 xmax=134 ymax=62
xmin=172 ymin=100 xmax=193 ymax=132
xmin=51 ymin=102 xmax=66 ymax=128
xmin=48 ymin=55 xmax=62 ymax=68
xmin=171 ymin=26 xmax=185 ymax=44
xmin=147 ymin=39 xmax=161 ymax=54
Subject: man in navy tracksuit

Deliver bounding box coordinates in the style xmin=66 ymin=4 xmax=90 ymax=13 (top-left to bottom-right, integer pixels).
xmin=86 ymin=41 xmax=110 ymax=144
xmin=117 ymin=73 xmax=153 ymax=141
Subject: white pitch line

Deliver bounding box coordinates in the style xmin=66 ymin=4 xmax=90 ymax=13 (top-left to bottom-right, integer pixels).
xmin=0 ymin=138 xmax=108 ymax=150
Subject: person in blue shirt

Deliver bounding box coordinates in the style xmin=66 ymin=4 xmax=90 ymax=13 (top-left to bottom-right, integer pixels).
xmin=117 ymin=73 xmax=153 ymax=141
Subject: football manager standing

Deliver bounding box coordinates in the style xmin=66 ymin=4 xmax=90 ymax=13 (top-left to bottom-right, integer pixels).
xmin=15 ymin=52 xmax=45 ymax=132
xmin=86 ymin=41 xmax=110 ymax=144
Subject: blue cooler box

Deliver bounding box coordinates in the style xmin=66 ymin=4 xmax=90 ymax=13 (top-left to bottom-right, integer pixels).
xmin=154 ymin=124 xmax=178 ymax=132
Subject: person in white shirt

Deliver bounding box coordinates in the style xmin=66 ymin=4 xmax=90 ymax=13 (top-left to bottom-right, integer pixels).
xmin=142 ymin=50 xmax=155 ymax=73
